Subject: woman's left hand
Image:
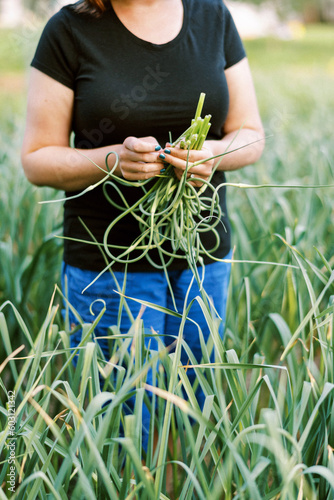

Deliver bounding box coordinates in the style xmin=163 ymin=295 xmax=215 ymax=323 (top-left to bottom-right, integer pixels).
xmin=160 ymin=143 xmax=214 ymax=187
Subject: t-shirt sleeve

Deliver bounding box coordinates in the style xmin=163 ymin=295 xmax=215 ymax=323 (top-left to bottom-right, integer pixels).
xmin=31 ymin=9 xmax=78 ymax=89
xmin=223 ymin=4 xmax=246 ymax=69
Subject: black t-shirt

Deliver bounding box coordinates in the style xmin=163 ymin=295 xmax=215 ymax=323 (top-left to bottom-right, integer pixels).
xmin=31 ymin=0 xmax=246 ymax=272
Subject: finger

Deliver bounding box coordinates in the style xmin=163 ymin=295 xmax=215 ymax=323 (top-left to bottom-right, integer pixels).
xmin=141 ymin=136 xmax=162 ymax=149
xmin=125 ymin=136 xmax=161 ymax=154
xmin=159 ymin=148 xmax=211 ymax=171
xmin=187 ymin=173 xmax=205 ymax=187
xmin=126 ymin=149 xmax=165 ymax=164
xmin=122 ymin=160 xmax=163 ymax=174
xmin=158 ymin=151 xmax=190 ymax=171
xmin=172 ymin=163 xmax=212 ymax=182
xmin=173 ymin=168 xmax=206 ymax=187
xmin=165 ymin=145 xmax=210 ymax=161
xmin=121 ymin=161 xmax=164 ymax=180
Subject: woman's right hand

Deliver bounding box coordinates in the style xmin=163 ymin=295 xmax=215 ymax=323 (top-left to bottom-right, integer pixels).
xmin=118 ymin=136 xmax=164 ymax=181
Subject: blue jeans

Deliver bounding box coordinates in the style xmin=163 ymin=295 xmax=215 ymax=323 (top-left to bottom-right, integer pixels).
xmin=61 ymin=253 xmax=232 ymax=450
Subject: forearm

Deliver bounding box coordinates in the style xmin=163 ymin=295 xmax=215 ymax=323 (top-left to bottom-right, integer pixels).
xmin=21 ymin=144 xmax=122 ymax=191
xmin=206 ymin=127 xmax=265 ymax=172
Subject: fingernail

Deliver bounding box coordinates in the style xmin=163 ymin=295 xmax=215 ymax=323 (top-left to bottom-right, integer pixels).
xmin=160 ymin=168 xmax=166 ymax=173
xmin=159 ymin=153 xmax=166 ymax=160
xmin=155 ymin=145 xmax=162 ymax=151
xmin=164 ymin=148 xmax=171 ymax=154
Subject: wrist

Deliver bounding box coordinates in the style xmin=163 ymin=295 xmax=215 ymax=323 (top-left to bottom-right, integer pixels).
xmin=103 ymin=145 xmax=123 ymax=177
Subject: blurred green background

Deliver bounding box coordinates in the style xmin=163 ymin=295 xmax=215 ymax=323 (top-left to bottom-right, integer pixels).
xmin=0 ymin=1 xmax=333 ymax=347
xmin=1 ymin=4 xmax=334 ymax=498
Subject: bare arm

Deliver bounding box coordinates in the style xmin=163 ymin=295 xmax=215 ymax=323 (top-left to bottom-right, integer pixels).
xmin=21 ymin=69 xmax=164 ymax=191
xmin=208 ymin=57 xmax=265 ymax=171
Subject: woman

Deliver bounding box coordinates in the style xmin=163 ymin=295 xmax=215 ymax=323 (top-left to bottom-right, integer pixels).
xmin=21 ymin=0 xmax=264 ymax=449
